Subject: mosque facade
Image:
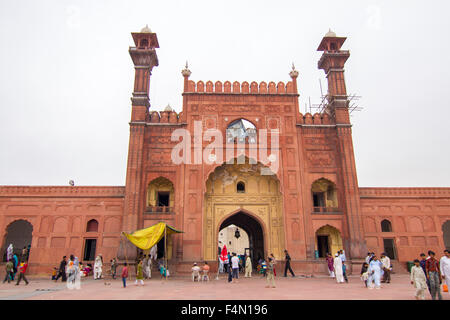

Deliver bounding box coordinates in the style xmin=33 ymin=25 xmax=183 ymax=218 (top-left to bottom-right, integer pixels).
xmin=1 ymin=27 xmax=449 ymax=274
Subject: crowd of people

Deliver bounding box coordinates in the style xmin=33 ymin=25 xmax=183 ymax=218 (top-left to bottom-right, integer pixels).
xmin=50 ymin=248 xmax=165 ymax=288
xmin=2 ymin=244 xmax=30 ymax=285
xmin=324 ymin=248 xmax=450 ymax=300
xmin=325 ymin=250 xmax=349 ymax=284
xmin=190 ymin=248 xmax=297 ymax=289
xmin=214 ymin=251 xmax=279 ymax=288
xmin=53 ymin=254 xmax=101 ymax=284
xmin=410 ymin=250 xmax=449 ymax=300
xmin=122 ymin=247 xmax=170 ymax=287
xmin=3 ymin=242 xmax=449 ymax=300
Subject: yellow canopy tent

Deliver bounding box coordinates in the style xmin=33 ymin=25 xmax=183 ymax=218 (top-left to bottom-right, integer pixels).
xmin=121 ymin=222 xmax=183 ymax=279
xmin=122 ymin=222 xmax=182 ymax=250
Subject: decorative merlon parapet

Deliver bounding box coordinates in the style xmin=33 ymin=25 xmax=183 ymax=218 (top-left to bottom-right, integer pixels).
xmin=359 ymin=187 xmax=450 ymax=199
xmin=0 ymin=186 xmax=125 ymax=198
xmin=297 ymin=112 xmax=333 ymax=125
xmin=184 ymin=80 xmax=296 ymax=94
xmin=148 ymin=110 xmax=181 ymax=124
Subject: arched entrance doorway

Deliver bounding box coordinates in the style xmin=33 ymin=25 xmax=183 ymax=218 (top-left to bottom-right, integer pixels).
xmin=219 ymin=211 xmax=264 ymax=268
xmin=2 ymin=220 xmax=33 ymax=262
xmin=443 ymin=220 xmax=450 ymax=250
xmin=204 ymin=157 xmax=284 ymax=261
xmin=315 ymin=225 xmax=342 ymax=258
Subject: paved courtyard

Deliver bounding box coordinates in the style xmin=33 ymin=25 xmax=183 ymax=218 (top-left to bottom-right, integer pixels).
xmin=0 ymin=273 xmax=448 ymax=300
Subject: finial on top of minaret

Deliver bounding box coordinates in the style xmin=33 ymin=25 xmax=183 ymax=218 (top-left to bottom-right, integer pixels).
xmin=324 ymin=28 xmax=336 ymax=37
xmin=182 ymin=60 xmax=191 ymax=77
xmin=289 ymin=62 xmax=299 ymax=78
xmin=140 ymin=24 xmax=152 ymax=33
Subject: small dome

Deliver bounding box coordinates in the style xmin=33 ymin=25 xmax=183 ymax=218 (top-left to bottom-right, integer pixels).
xmin=324 ymin=28 xmax=336 ymax=37
xmin=164 ymin=104 xmax=173 ymax=112
xmin=140 ymin=24 xmax=152 ymax=33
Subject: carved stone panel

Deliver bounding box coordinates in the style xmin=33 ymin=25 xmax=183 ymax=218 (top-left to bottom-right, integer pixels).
xmin=306 ymin=151 xmax=336 ymax=167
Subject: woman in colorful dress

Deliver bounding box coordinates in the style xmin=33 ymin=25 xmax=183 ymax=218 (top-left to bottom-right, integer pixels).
xmin=326 ymin=253 xmax=335 ymax=278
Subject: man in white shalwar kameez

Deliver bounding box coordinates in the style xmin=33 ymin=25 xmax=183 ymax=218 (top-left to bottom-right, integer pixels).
xmin=440 ymin=249 xmax=450 ymax=290
xmin=145 ymin=255 xmax=152 ymax=279
xmin=333 ymin=253 xmax=345 ymax=283
xmin=368 ymin=256 xmax=383 ymax=289
xmin=411 ymin=259 xmax=428 ymax=300
xmin=245 ymin=255 xmax=252 ymax=278
xmin=94 ymin=254 xmax=103 ymax=280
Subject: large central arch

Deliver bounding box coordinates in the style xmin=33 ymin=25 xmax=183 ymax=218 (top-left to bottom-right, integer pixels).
xmin=203 ymin=157 xmax=285 ymax=261
xmin=219 ymin=210 xmax=265 ymax=267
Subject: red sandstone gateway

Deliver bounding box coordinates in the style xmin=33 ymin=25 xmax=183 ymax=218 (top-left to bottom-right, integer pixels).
xmin=0 ymin=27 xmax=449 ymax=275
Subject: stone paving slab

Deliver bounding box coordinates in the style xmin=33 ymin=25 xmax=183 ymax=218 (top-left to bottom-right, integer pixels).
xmin=0 ymin=274 xmax=448 ymax=300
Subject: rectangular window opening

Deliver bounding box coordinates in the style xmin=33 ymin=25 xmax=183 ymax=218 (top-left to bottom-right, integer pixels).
xmin=157 ymin=192 xmax=170 ymax=207
xmin=313 ymin=192 xmax=325 ymax=207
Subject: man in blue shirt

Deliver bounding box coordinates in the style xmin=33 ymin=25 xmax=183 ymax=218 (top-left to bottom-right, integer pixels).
xmin=339 ymin=250 xmax=346 ymax=262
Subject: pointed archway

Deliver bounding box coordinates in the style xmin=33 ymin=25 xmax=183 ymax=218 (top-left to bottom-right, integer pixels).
xmin=204 ymin=156 xmax=284 ymax=261
xmin=219 ymin=211 xmax=265 ymax=268
xmin=2 ymin=219 xmax=33 ymax=262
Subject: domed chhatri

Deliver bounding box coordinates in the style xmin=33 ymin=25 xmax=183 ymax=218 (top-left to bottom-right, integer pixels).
xmin=140 ymin=24 xmax=152 ymax=33
xmin=324 ymin=28 xmax=336 ymax=37
xmin=181 ymin=61 xmax=191 ymax=77
xmin=164 ymin=104 xmax=173 ymax=112
xmin=289 ymin=62 xmax=299 ymax=78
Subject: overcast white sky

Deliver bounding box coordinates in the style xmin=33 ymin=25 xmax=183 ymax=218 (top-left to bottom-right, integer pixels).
xmin=0 ymin=0 xmax=449 ymax=187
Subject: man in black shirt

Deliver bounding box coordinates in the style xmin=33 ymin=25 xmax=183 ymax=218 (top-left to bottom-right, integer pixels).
xmin=54 ymin=256 xmax=67 ymax=282
xmin=283 ymin=250 xmax=295 ymax=277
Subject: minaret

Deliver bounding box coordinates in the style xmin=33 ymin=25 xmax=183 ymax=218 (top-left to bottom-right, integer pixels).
xmin=317 ymin=30 xmax=367 ymax=260
xmin=123 ymin=25 xmax=159 ymax=236
xmin=180 ymin=61 xmax=191 ymax=123
xmin=317 ymin=29 xmax=350 ymax=123
xmin=129 ymin=24 xmax=159 ymax=119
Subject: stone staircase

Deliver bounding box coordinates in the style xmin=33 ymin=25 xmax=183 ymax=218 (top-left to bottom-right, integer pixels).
xmin=390 ymin=260 xmax=409 ymax=274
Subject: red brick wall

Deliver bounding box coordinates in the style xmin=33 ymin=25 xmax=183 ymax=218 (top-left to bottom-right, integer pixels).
xmin=360 ymin=187 xmax=450 ymax=263
xmin=0 ymin=186 xmax=124 ymax=274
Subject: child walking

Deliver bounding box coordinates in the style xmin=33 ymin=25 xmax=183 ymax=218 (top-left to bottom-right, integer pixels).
xmin=360 ymin=262 xmax=369 ymax=287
